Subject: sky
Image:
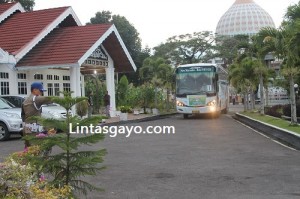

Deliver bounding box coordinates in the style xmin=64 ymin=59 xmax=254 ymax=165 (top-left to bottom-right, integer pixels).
xmin=34 ymin=0 xmax=300 ymax=48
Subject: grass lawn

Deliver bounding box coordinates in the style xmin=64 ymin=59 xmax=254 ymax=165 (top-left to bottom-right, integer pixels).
xmin=239 ymin=111 xmax=300 ymax=135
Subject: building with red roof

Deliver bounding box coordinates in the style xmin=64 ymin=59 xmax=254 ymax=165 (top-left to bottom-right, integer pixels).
xmin=0 ymin=2 xmax=136 ymax=116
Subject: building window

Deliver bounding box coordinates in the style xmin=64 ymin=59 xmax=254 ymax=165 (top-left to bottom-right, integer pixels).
xmin=54 ymin=83 xmax=60 ymax=96
xmin=0 ymin=72 xmax=9 ymax=79
xmin=18 ymin=82 xmax=27 ymax=95
xmin=17 ymin=73 xmax=26 ymax=79
xmin=63 ymin=76 xmax=70 ymax=81
xmin=63 ymin=83 xmax=70 ymax=92
xmin=34 ymin=74 xmax=43 ymax=80
xmin=47 ymin=83 xmax=53 ymax=96
xmin=1 ymin=82 xmax=9 ymax=95
xmin=54 ymin=75 xmax=59 ymax=80
xmin=47 ymin=75 xmax=53 ymax=80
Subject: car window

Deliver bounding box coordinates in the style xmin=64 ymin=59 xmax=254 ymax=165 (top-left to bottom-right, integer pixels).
xmin=1 ymin=96 xmax=25 ymax=108
xmin=0 ymin=98 xmax=14 ymax=109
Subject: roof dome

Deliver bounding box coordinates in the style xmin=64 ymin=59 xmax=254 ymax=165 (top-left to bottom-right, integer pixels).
xmin=215 ymin=0 xmax=275 ymax=36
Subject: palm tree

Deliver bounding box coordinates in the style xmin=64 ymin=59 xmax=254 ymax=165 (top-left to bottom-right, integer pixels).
xmin=256 ymin=2 xmax=300 ymax=124
xmin=228 ymin=57 xmax=257 ymax=111
xmin=140 ymin=57 xmax=174 ymax=109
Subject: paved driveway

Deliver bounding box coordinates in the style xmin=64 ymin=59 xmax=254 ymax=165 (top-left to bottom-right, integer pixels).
xmin=1 ymin=112 xmax=300 ymax=199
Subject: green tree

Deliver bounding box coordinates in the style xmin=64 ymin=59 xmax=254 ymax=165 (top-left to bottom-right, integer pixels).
xmin=76 ymin=100 xmax=88 ymax=118
xmin=257 ymin=2 xmax=300 ymax=124
xmin=24 ymin=92 xmax=106 ymax=196
xmin=229 ymin=57 xmax=258 ymax=111
xmin=140 ymin=57 xmax=174 ymax=108
xmin=88 ymin=11 xmax=149 ymax=85
xmin=139 ymin=83 xmax=155 ymax=112
xmin=215 ymin=34 xmax=250 ymax=67
xmin=85 ymin=74 xmax=106 ymax=114
xmin=0 ymin=0 xmax=35 ymax=11
xmin=153 ymin=31 xmax=215 ymax=66
xmin=117 ymin=75 xmax=129 ymax=106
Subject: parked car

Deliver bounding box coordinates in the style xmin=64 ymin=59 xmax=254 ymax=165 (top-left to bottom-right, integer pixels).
xmin=1 ymin=95 xmax=72 ymax=120
xmin=0 ymin=97 xmax=23 ymax=141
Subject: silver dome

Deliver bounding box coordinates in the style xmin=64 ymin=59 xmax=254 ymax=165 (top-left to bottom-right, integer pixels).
xmin=216 ymin=0 xmax=275 ymax=36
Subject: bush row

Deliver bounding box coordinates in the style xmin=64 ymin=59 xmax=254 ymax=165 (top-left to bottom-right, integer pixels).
xmin=265 ymin=102 xmax=300 ymax=118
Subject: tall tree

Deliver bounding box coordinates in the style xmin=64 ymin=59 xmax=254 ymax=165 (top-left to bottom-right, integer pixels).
xmin=214 ymin=34 xmax=250 ymax=68
xmin=229 ymin=57 xmax=257 ymax=111
xmin=257 ymin=1 xmax=300 ymax=124
xmin=139 ymin=57 xmax=174 ymax=108
xmin=0 ymin=0 xmax=35 ymax=11
xmin=153 ymin=31 xmax=215 ymax=66
xmin=88 ymin=11 xmax=148 ymax=85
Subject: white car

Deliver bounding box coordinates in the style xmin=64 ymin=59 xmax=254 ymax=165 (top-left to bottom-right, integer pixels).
xmin=0 ymin=97 xmax=23 ymax=141
xmin=1 ymin=95 xmax=72 ymax=120
xmin=41 ymin=103 xmax=73 ymax=120
xmin=0 ymin=96 xmax=72 ymax=141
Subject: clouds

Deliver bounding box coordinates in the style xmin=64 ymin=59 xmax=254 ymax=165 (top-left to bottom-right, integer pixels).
xmin=34 ymin=0 xmax=299 ymax=48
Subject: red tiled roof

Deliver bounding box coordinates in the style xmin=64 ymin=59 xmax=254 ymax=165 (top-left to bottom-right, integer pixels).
xmin=0 ymin=2 xmax=17 ymax=15
xmin=0 ymin=6 xmax=69 ymax=55
xmin=17 ymin=24 xmax=135 ymax=72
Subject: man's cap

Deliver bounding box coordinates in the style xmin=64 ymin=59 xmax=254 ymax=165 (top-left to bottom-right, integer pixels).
xmin=31 ymin=82 xmax=46 ymax=92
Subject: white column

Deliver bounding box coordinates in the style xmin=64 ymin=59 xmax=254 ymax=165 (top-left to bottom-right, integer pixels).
xmin=105 ymin=67 xmax=116 ymax=117
xmin=8 ymin=65 xmax=18 ymax=95
xmin=70 ymin=66 xmax=81 ymax=97
xmin=70 ymin=66 xmax=81 ymax=115
xmin=81 ymin=74 xmax=85 ymax=96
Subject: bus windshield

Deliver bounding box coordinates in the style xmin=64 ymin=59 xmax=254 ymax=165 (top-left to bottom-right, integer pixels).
xmin=176 ymin=70 xmax=216 ymax=96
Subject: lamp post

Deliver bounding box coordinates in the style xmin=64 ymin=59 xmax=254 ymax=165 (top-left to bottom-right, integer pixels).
xmin=264 ymin=52 xmax=275 ymax=107
xmin=294 ymin=83 xmax=298 ymax=103
xmin=264 ymin=52 xmax=274 ymax=68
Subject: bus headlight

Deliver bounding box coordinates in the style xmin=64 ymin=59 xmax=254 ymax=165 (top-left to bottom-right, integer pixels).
xmin=176 ymin=100 xmax=185 ymax=107
xmin=207 ymin=100 xmax=216 ymax=106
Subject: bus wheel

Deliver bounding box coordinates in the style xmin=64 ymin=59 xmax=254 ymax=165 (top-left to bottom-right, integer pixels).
xmin=183 ymin=114 xmax=189 ymax=119
xmin=222 ymin=106 xmax=228 ymax=114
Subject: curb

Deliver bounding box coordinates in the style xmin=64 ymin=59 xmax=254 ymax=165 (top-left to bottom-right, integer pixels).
xmin=99 ymin=113 xmax=178 ymax=126
xmin=232 ymin=113 xmax=300 ymax=150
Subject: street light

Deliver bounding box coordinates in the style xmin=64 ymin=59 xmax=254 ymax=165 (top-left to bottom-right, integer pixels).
xmin=264 ymin=52 xmax=275 ymax=68
xmin=294 ymin=84 xmax=299 ymax=103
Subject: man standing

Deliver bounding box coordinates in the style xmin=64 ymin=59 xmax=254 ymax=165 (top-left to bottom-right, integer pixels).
xmin=104 ymin=91 xmax=110 ymax=118
xmin=22 ymin=82 xmax=52 ymax=147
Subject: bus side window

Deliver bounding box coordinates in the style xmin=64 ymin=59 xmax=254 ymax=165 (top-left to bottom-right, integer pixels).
xmin=215 ymin=74 xmax=219 ymax=92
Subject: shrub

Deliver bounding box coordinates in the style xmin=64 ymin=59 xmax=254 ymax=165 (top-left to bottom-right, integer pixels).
xmin=117 ymin=75 xmax=129 ymax=106
xmin=119 ymin=105 xmax=132 ymax=113
xmin=282 ymin=102 xmax=300 ymax=117
xmin=0 ymin=146 xmax=72 ymax=198
xmin=265 ymin=104 xmax=284 ymax=118
xmin=76 ymin=100 xmax=88 ymax=118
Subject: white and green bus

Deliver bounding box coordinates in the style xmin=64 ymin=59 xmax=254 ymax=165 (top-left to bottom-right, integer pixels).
xmin=175 ymin=63 xmax=229 ymax=118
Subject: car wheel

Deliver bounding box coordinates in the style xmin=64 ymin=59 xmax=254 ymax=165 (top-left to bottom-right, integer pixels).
xmin=183 ymin=114 xmax=189 ymax=119
xmin=0 ymin=122 xmax=9 ymax=141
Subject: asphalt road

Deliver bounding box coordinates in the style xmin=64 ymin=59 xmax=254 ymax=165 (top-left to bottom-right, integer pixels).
xmin=1 ymin=113 xmax=300 ymax=199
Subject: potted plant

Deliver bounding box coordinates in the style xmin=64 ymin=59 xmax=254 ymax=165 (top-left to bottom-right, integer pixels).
xmin=119 ymin=106 xmax=131 ymax=121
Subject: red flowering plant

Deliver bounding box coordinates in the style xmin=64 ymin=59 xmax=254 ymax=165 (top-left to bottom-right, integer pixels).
xmin=0 ymin=145 xmax=72 ymax=198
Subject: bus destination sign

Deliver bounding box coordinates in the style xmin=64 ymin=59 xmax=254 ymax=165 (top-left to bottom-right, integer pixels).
xmin=177 ymin=66 xmax=215 ymax=73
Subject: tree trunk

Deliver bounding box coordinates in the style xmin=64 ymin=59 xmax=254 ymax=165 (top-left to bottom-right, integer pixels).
xmin=166 ymin=88 xmax=170 ymax=111
xmin=243 ymin=93 xmax=247 ymax=112
xmin=250 ymin=89 xmax=255 ymax=110
xmin=289 ymin=77 xmax=297 ymax=125
xmin=259 ymin=73 xmax=265 ymax=115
